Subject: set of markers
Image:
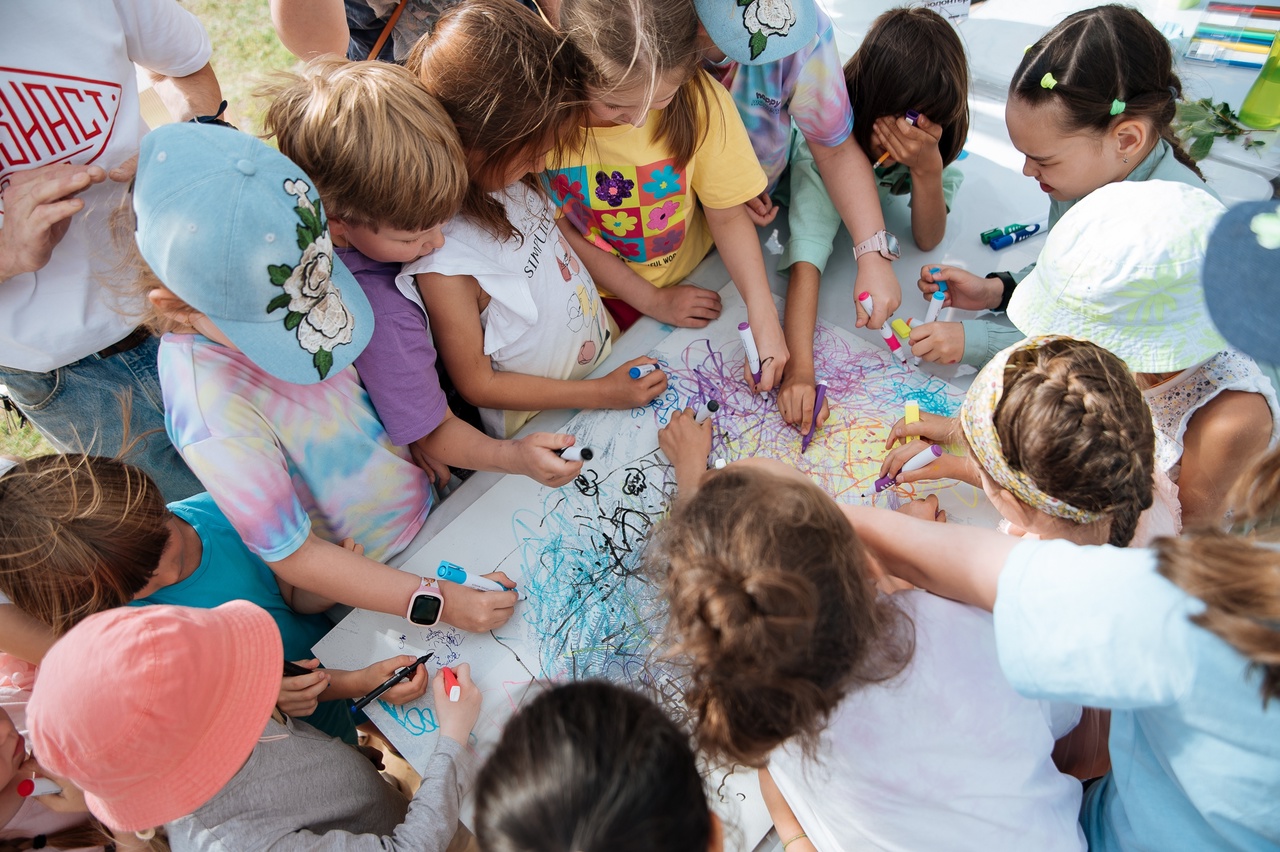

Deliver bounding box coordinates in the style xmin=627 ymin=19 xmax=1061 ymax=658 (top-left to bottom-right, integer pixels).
xmin=875 ymin=402 xmax=949 ymax=498
xmin=859 ymin=274 xmax=947 ymax=369
xmin=979 ymin=218 xmax=1047 ymax=251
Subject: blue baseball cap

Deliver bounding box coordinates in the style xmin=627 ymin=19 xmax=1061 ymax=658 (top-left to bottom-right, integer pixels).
xmin=695 ymin=0 xmax=818 ymax=65
xmin=134 ymin=123 xmax=374 ymax=385
xmin=1202 ymin=199 xmax=1278 ymax=367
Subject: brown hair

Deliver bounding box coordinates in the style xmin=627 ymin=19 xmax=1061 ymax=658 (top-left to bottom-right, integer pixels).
xmin=1012 ymin=4 xmax=1203 ymax=179
xmin=260 ymin=57 xmax=469 ymax=232
xmin=1156 ymin=446 xmax=1280 ymax=705
xmin=407 ymin=0 xmax=587 ymax=242
xmin=557 ymin=0 xmax=711 ymax=170
xmin=0 ymin=455 xmax=167 ymax=635
xmin=649 ymin=465 xmax=913 ymax=767
xmin=844 ymin=6 xmax=970 ymax=168
xmin=992 ymin=337 xmax=1155 ymax=546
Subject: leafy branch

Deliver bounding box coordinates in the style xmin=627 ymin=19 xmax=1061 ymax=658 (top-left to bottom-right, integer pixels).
xmin=1174 ymin=98 xmax=1266 ymax=161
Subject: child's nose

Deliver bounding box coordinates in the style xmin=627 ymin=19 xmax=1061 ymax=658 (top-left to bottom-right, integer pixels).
xmin=1021 ymin=158 xmax=1037 ymax=178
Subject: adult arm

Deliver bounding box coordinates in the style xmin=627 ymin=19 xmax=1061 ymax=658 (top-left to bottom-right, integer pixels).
xmin=147 ymin=62 xmax=223 ymax=123
xmin=269 ymin=0 xmax=351 ymax=59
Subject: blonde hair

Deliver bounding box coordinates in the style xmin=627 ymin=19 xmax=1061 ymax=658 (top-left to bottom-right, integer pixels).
xmin=557 ymin=0 xmax=711 ymax=169
xmin=649 ymin=465 xmax=913 ymax=767
xmin=0 ymin=455 xmax=167 ymax=635
xmin=260 ymin=57 xmax=469 ymax=232
xmin=1156 ymin=446 xmax=1280 ymax=704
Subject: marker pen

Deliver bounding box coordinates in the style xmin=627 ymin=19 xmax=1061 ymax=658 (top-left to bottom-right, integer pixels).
xmin=800 ymin=383 xmax=828 ymax=454
xmin=856 ymin=291 xmax=874 ymax=320
xmin=737 ymin=322 xmax=762 ymax=383
xmin=872 ymin=111 xmax=921 ymax=166
xmin=17 ymin=778 xmax=60 ymax=798
xmin=440 ymin=666 xmax=461 ymax=702
xmin=978 ymin=223 xmax=1027 ymax=245
xmin=990 ymin=220 xmax=1047 ymax=251
xmin=694 ymin=399 xmax=720 ymax=424
xmin=880 ymin=325 xmax=909 ymax=364
xmin=711 ymin=458 xmax=728 ymax=470
xmin=874 ymin=444 xmax=944 ymax=492
xmin=923 ymin=289 xmax=946 ymax=325
xmin=905 ymin=401 xmax=920 ymax=425
xmin=629 ymin=364 xmax=657 ymax=379
xmin=435 ymin=560 xmax=527 ymax=600
xmin=353 ymin=653 xmax=433 ymax=711
xmin=558 ymin=445 xmax=593 ymax=462
xmin=891 ymin=318 xmax=912 ymax=341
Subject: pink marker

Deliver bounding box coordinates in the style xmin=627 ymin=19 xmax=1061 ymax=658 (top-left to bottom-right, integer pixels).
xmin=879 ymin=325 xmax=909 ymax=364
xmin=857 ymin=291 xmax=874 ymax=320
xmin=440 ymin=666 xmax=460 ymax=702
xmin=875 ymin=444 xmax=943 ymax=491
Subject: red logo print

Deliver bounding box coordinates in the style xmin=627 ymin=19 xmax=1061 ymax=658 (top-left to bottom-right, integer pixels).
xmin=0 ymin=67 xmax=122 ymax=189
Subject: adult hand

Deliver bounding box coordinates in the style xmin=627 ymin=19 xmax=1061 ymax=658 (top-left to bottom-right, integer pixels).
xmin=512 ymin=433 xmax=582 ymax=487
xmin=596 ymin=358 xmax=667 ymax=408
xmin=647 ymin=283 xmax=722 ymax=328
xmin=0 ymin=164 xmax=106 ymax=282
xmin=439 ymin=573 xmax=519 ymax=632
xmin=434 ymin=662 xmax=482 ymax=745
xmin=917 ymin=265 xmax=1000 ymax=311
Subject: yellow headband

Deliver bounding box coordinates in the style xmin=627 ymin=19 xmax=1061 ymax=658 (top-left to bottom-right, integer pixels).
xmin=959 ymin=337 xmax=1105 ymax=525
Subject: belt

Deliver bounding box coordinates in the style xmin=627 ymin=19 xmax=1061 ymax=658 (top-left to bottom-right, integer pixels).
xmin=94 ymin=327 xmax=152 ymax=360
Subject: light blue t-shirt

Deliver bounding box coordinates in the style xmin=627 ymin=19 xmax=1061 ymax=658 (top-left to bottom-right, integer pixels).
xmin=132 ymin=493 xmax=356 ymax=743
xmin=994 ymin=540 xmax=1280 ymax=851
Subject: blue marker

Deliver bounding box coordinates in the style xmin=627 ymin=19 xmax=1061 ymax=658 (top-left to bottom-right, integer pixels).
xmin=433 ymin=560 xmax=527 ymax=600
xmin=990 ymin=220 xmax=1047 ymax=251
xmin=629 ymin=364 xmax=657 ymax=379
xmin=927 ymin=267 xmax=947 ymax=293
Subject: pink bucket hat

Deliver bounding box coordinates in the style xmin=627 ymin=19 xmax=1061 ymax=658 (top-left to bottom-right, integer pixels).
xmin=28 ymin=602 xmax=283 ymax=831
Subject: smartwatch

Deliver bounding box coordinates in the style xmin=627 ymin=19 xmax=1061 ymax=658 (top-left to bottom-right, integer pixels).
xmin=406 ymin=576 xmax=445 ymax=626
xmin=853 ymin=229 xmax=901 ymax=262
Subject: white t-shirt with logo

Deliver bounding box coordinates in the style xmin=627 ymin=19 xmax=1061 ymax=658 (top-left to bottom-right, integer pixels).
xmin=0 ymin=0 xmax=211 ymax=371
xmin=400 ymin=184 xmax=613 ymax=438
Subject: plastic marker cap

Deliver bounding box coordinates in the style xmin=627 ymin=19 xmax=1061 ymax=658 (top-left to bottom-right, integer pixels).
xmin=629 ymin=364 xmax=657 ymax=379
xmin=559 ymin=446 xmax=593 ymax=462
xmin=857 ymin=291 xmax=872 ymax=304
xmin=905 ymin=402 xmax=920 ymax=424
xmin=712 ymin=458 xmax=727 ymax=470
xmin=694 ymin=399 xmax=720 ymax=424
xmin=441 ymin=666 xmax=460 ymax=702
xmin=17 ymin=778 xmax=61 ymax=798
xmin=891 ymin=319 xmax=912 ymax=340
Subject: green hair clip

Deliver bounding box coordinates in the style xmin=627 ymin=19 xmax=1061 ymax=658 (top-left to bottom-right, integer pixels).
xmin=1040 ymin=72 xmax=1057 ymax=90
xmin=1110 ymin=99 xmax=1126 ymax=116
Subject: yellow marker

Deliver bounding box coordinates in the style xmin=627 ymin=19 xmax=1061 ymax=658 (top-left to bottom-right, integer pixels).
xmin=891 ymin=318 xmax=912 ymax=341
xmin=905 ymin=401 xmax=920 ymax=425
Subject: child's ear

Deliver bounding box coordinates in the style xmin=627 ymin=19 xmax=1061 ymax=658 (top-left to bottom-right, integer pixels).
xmin=147 ymin=288 xmax=192 ymax=320
xmin=1112 ymin=118 xmax=1149 ymax=162
xmin=327 ymin=217 xmax=349 ymax=239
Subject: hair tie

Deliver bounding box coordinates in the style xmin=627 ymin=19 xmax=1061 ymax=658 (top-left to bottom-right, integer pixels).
xmin=1110 ymin=98 xmax=1126 ymax=116
xmin=31 ymin=837 xmax=46 ymax=850
xmin=1169 ymin=85 xmax=1179 ymax=100
xmin=1040 ymin=72 xmax=1058 ymax=90
xmin=1023 ymin=44 xmax=1033 ymax=53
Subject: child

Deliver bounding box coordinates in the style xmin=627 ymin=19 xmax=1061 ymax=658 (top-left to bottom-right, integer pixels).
xmin=779 ymin=6 xmax=969 ymax=429
xmin=0 ymin=453 xmax=435 ymax=744
xmin=261 ymin=58 xmax=583 ymax=482
xmin=843 ymin=446 xmax=1280 ymax=851
xmin=402 ymin=0 xmax=666 ymax=438
xmin=693 ymin=0 xmax=906 ymax=331
xmin=880 ymin=335 xmax=1157 ymax=550
xmin=1007 ymin=180 xmax=1278 ymax=528
xmin=653 ymin=419 xmax=1087 ymax=851
xmin=549 ymin=0 xmax=789 ymax=393
xmin=28 ymin=601 xmax=482 ymax=849
xmin=909 ymin=4 xmax=1214 ymax=367
xmin=128 ymin=122 xmax=537 ymax=631
xmin=474 ymin=680 xmax=718 ymax=852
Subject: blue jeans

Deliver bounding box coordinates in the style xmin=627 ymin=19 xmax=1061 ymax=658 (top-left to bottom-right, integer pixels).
xmin=0 ymin=335 xmax=203 ymax=502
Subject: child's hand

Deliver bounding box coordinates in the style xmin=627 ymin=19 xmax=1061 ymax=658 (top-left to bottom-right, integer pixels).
xmin=439 ymin=577 xmax=518 ymax=632
xmin=777 ymin=370 xmax=830 ymax=430
xmin=647 ymin=283 xmax=722 ymax=328
xmin=884 ymin=411 xmax=958 ymax=450
xmin=896 ymin=494 xmax=947 ymax=524
xmin=918 ymin=265 xmax=1000 ymax=312
xmin=512 ymin=433 xmax=583 ymax=487
xmin=872 ymin=113 xmax=944 ymax=176
xmin=880 ymin=439 xmax=969 ymax=487
xmin=747 ymin=313 xmax=789 ymax=392
xmin=657 ymin=408 xmax=713 ymax=495
xmin=339 ymin=537 xmax=364 ymax=557
xmin=433 ymin=662 xmax=482 ymax=745
xmin=360 ymin=654 xmax=429 ymax=705
xmin=597 ymin=358 xmax=668 ymax=408
xmin=907 ymin=321 xmax=964 ymax=364
xmin=25 ymin=766 xmax=89 ymax=814
xmin=278 ymin=659 xmax=329 ymax=718
xmin=852 ymin=263 xmax=901 ymax=329
xmin=408 ymin=440 xmax=453 ymax=486
xmin=744 ymin=191 xmax=779 ymax=227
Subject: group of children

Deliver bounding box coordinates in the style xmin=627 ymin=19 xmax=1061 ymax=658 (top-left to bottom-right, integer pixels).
xmin=0 ymin=0 xmax=1277 ymax=849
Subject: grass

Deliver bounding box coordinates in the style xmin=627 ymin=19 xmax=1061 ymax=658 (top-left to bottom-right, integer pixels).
xmin=0 ymin=411 xmax=53 ymax=459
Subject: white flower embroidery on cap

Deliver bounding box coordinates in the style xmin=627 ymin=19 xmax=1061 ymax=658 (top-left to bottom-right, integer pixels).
xmin=739 ymin=0 xmax=796 ymax=59
xmin=1250 ymin=206 xmax=1280 ymax=250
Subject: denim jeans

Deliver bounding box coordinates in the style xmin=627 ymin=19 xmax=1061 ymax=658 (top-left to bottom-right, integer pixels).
xmin=0 ymin=335 xmax=203 ymax=502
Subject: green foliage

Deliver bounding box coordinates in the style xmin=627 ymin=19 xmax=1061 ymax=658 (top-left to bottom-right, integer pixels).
xmin=1174 ymin=98 xmax=1265 ymax=162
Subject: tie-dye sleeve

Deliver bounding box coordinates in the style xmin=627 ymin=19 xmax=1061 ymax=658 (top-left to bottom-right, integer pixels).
xmin=787 ymin=16 xmax=853 ymax=149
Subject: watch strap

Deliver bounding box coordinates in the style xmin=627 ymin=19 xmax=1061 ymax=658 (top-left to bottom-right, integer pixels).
xmin=987 ymin=271 xmax=1018 ymax=313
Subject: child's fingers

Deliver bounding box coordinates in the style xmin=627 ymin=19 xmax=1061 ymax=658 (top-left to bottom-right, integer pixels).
xmin=878 ymin=439 xmax=930 ymax=477
xmin=482 ymin=570 xmax=517 ymax=589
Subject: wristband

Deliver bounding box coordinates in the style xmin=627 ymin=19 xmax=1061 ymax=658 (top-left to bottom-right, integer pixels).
xmin=188 ymin=100 xmax=236 ymax=129
xmin=986 ymin=271 xmax=1018 ymax=313
xmin=782 ymin=832 xmax=808 ymax=850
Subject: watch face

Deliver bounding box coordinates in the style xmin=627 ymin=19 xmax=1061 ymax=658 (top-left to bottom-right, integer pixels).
xmin=408 ymin=593 xmax=443 ymax=626
xmin=884 ymin=231 xmax=901 ymax=259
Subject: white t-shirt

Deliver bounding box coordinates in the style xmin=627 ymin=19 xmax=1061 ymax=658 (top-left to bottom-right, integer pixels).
xmin=400 ymin=184 xmax=613 ymax=438
xmin=768 ymin=591 xmax=1085 ymax=852
xmin=0 ymin=0 xmax=211 ymax=371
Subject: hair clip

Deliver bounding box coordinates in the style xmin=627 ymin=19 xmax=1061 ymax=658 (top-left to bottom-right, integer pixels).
xmin=1110 ymin=99 xmax=1126 ymax=116
xmin=1023 ymin=44 xmax=1033 ymax=53
xmin=1040 ymin=72 xmax=1058 ymax=90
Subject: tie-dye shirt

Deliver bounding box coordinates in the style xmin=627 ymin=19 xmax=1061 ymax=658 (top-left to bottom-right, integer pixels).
xmin=158 ymin=333 xmax=432 ymax=563
xmin=545 ymin=73 xmax=766 ymax=291
xmin=707 ymin=6 xmax=853 ymax=194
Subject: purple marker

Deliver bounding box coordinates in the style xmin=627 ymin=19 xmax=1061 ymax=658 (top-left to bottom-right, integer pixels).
xmin=738 ymin=322 xmax=762 ymax=383
xmin=874 ymin=444 xmax=944 ymax=492
xmin=906 ymin=109 xmax=920 ymax=126
xmin=800 ymin=384 xmax=828 ymax=454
